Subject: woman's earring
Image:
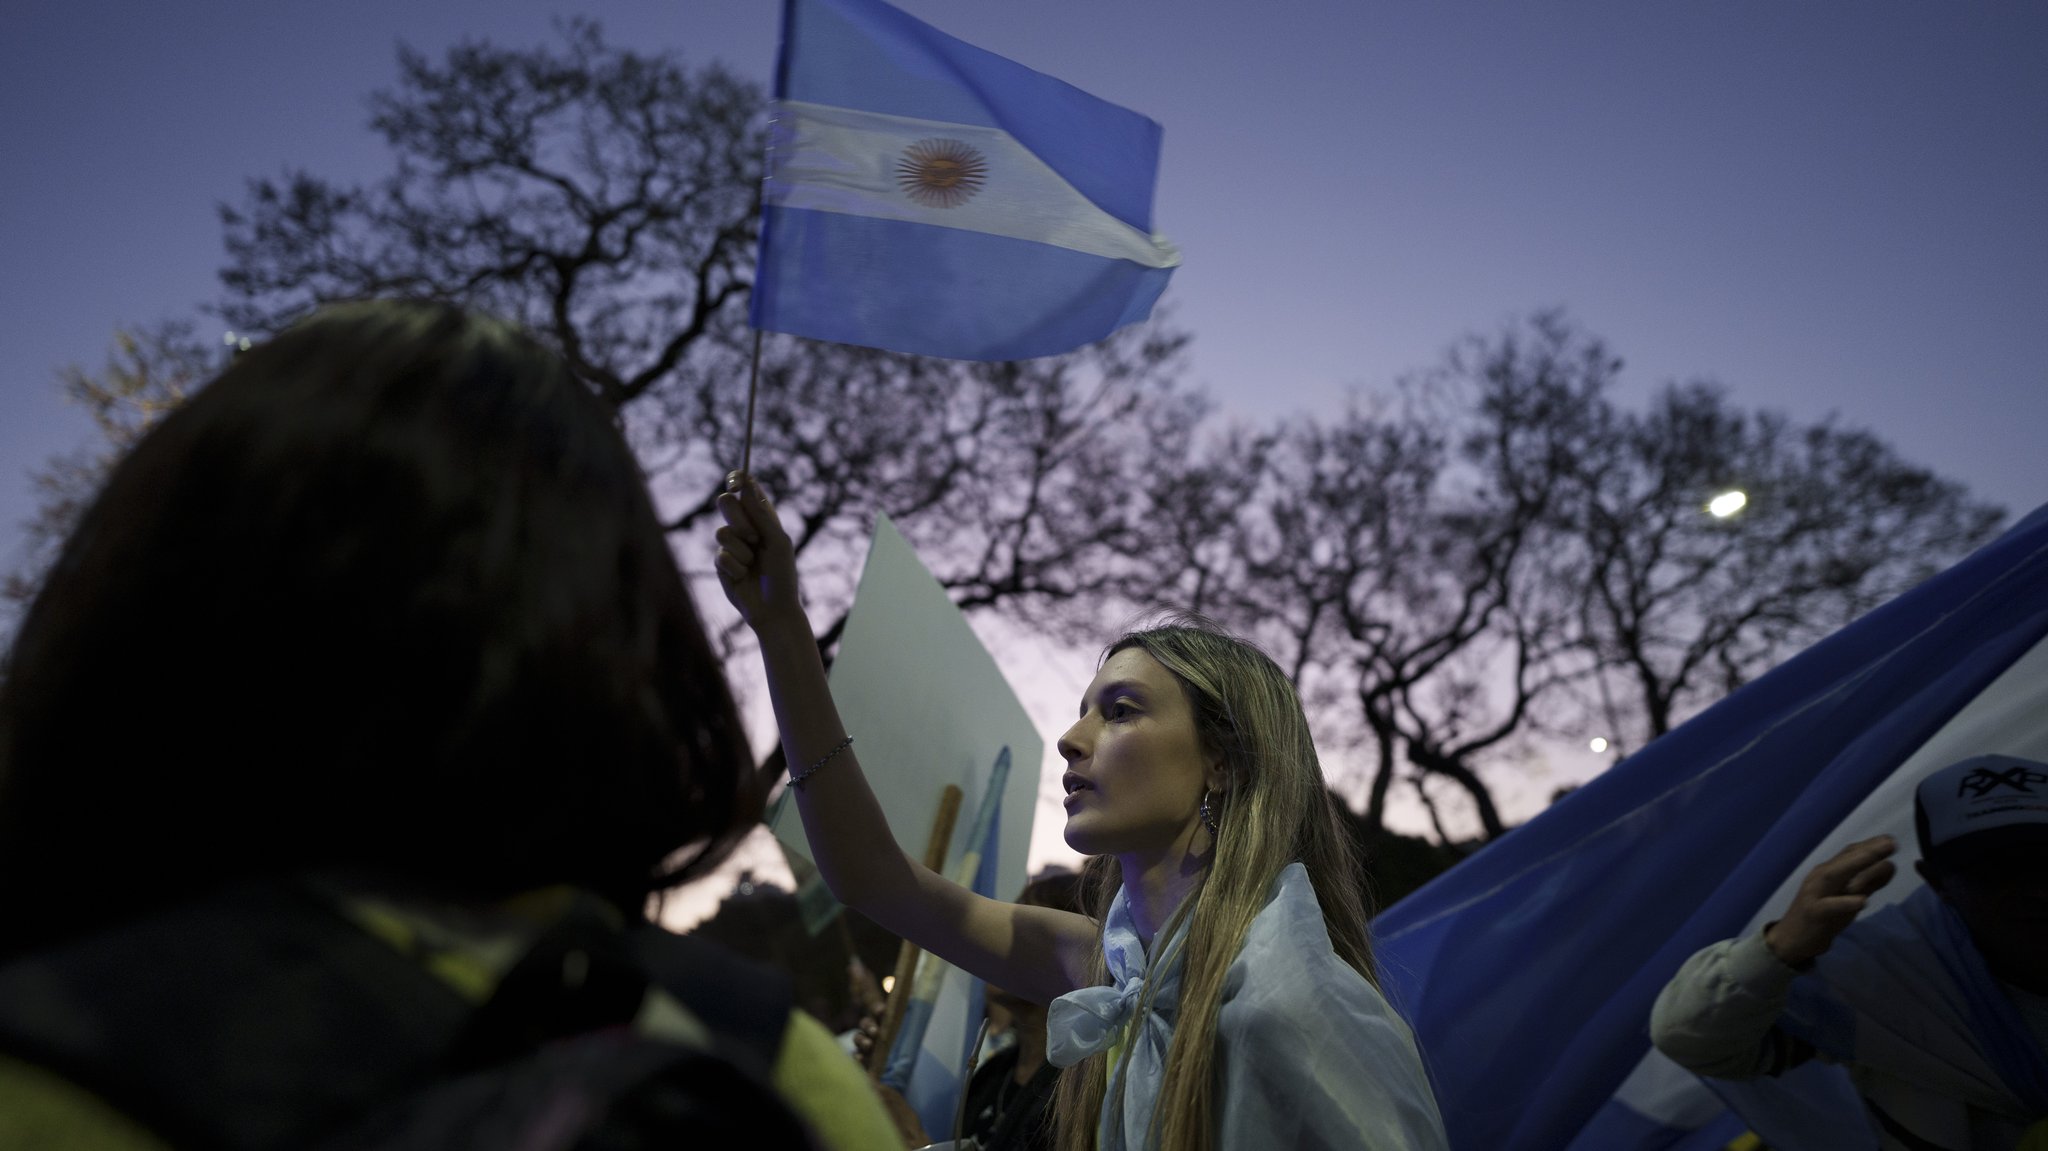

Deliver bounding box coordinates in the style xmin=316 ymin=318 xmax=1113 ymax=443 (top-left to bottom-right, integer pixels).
xmin=1200 ymin=788 xmax=1220 ymax=835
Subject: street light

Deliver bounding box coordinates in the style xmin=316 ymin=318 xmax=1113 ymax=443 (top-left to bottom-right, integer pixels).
xmin=1707 ymin=490 xmax=1747 ymax=518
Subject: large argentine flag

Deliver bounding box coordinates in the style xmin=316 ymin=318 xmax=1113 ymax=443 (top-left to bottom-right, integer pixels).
xmin=1375 ymin=504 xmax=2048 ymax=1150
xmin=751 ymin=0 xmax=1180 ymax=361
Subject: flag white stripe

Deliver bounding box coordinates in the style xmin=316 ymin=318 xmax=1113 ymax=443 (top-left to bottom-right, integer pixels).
xmin=767 ymin=100 xmax=1181 ymax=268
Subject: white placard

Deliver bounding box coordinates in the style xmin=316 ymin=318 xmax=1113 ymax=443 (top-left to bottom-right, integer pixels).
xmin=770 ymin=513 xmax=1042 ymax=907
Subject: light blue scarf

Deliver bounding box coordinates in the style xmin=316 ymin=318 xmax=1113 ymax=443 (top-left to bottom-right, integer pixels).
xmin=1045 ymin=863 xmax=1449 ymax=1150
xmin=1044 ymin=873 xmax=1189 ymax=1149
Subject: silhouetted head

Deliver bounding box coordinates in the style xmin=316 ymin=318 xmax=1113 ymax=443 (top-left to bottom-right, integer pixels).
xmin=0 ymin=300 xmax=758 ymax=956
xmin=1017 ymin=869 xmax=1083 ymax=916
xmin=1912 ymin=754 xmax=2048 ymax=991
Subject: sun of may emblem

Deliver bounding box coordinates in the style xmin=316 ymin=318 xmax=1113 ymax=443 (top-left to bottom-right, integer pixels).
xmin=897 ymin=138 xmax=988 ymax=208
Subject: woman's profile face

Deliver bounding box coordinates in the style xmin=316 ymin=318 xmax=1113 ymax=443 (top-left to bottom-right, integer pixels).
xmin=1057 ymin=647 xmax=1216 ymax=859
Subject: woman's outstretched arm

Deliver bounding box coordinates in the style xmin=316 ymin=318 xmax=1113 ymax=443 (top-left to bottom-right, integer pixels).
xmin=714 ymin=474 xmax=1096 ymax=1004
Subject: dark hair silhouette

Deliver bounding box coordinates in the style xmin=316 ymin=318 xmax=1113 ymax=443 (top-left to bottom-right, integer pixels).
xmin=0 ymin=301 xmax=758 ymax=957
xmin=1018 ymin=869 xmax=1084 ymax=915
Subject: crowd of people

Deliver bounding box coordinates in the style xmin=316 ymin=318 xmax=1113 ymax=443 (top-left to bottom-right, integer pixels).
xmin=0 ymin=300 xmax=2039 ymax=1149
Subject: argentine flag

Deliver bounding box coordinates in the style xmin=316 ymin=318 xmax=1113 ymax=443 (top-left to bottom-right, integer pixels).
xmin=882 ymin=748 xmax=1012 ymax=1139
xmin=751 ymin=0 xmax=1180 ymax=361
xmin=1375 ymin=504 xmax=2048 ymax=1150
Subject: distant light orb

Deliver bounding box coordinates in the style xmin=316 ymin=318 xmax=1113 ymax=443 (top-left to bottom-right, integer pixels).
xmin=1708 ymin=490 xmax=1748 ymax=518
xmin=237 ymin=337 xmax=253 ymax=351
xmin=1589 ymin=737 xmax=1609 ymax=754
xmin=222 ymin=331 xmax=238 ymax=346
xmin=881 ymin=975 xmax=897 ymax=995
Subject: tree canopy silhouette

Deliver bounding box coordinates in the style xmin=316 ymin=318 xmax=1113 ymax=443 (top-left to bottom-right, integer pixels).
xmin=1154 ymin=313 xmax=2004 ymax=842
xmin=211 ymin=19 xmax=1205 ymax=652
xmin=5 ymin=24 xmax=2007 ymax=850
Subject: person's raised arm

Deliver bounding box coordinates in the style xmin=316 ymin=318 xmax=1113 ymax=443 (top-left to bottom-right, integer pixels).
xmin=713 ymin=473 xmax=1096 ymax=1004
xmin=1650 ymin=836 xmax=1896 ymax=1078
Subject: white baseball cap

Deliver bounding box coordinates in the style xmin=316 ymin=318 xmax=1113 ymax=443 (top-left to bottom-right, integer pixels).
xmin=1914 ymin=753 xmax=2048 ymax=854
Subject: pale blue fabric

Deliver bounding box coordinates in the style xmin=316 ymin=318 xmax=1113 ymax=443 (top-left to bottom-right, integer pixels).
xmin=1047 ymin=863 xmax=1448 ymax=1150
xmin=754 ymin=209 xmax=1172 ymax=361
xmin=773 ymin=0 xmax=1163 ymax=230
xmin=752 ymin=0 xmax=1176 ymax=361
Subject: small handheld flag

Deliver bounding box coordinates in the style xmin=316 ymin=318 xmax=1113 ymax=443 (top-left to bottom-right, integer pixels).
xmin=751 ymin=0 xmax=1179 ymax=363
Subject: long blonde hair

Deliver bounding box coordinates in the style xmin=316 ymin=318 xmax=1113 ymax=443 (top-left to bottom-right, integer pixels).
xmin=1051 ymin=616 xmax=1374 ymax=1150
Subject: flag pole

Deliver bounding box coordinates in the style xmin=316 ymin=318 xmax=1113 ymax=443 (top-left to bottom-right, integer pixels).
xmin=878 ymin=748 xmax=1010 ymax=1091
xmin=740 ymin=327 xmax=764 ymax=476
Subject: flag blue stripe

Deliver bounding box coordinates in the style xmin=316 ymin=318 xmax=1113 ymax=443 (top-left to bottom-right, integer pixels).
xmin=1375 ymin=511 xmax=2048 ymax=1150
xmin=1565 ymin=1100 xmax=1748 ymax=1151
xmin=881 ymin=997 xmax=932 ymax=1091
xmin=780 ymin=0 xmax=1164 ymax=232
xmin=754 ymin=205 xmax=1172 ymax=361
xmin=902 ymin=1044 xmax=964 ymax=1141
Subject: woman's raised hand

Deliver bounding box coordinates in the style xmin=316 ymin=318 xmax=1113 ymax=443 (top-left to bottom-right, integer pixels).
xmin=714 ymin=472 xmax=803 ymax=633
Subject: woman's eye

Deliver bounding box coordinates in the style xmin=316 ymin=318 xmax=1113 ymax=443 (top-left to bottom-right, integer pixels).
xmin=1108 ymin=700 xmax=1137 ymax=721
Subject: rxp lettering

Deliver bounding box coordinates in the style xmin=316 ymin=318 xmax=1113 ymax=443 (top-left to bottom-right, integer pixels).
xmin=1955 ymin=764 xmax=2048 ymax=799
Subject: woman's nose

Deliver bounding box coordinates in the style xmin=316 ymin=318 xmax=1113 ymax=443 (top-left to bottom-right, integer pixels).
xmin=1057 ymin=719 xmax=1089 ymax=764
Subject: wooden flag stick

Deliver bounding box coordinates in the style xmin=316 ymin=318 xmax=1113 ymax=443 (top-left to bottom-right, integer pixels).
xmin=870 ymin=783 xmax=963 ymax=1082
xmin=740 ymin=328 xmax=764 ymax=476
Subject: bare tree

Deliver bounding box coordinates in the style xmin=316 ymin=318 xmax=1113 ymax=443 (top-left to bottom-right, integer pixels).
xmin=5 ymin=323 xmax=218 ymax=629
xmin=1258 ymin=320 xmax=1599 ymax=841
xmin=1156 ymin=382 xmax=1572 ymax=842
xmin=211 ymin=20 xmax=1205 ymax=653
xmin=1560 ymin=376 xmax=2006 ymax=753
xmin=1167 ymin=313 xmax=2003 ymax=847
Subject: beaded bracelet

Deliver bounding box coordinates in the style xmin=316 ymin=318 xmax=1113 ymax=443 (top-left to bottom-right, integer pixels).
xmin=789 ymin=735 xmax=853 ymax=791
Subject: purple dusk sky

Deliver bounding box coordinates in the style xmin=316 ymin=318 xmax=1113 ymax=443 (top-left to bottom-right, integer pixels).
xmin=3 ymin=2 xmax=2044 ymax=870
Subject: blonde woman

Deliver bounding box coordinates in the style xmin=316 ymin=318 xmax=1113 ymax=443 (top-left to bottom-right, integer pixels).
xmin=717 ymin=474 xmax=1446 ymax=1150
